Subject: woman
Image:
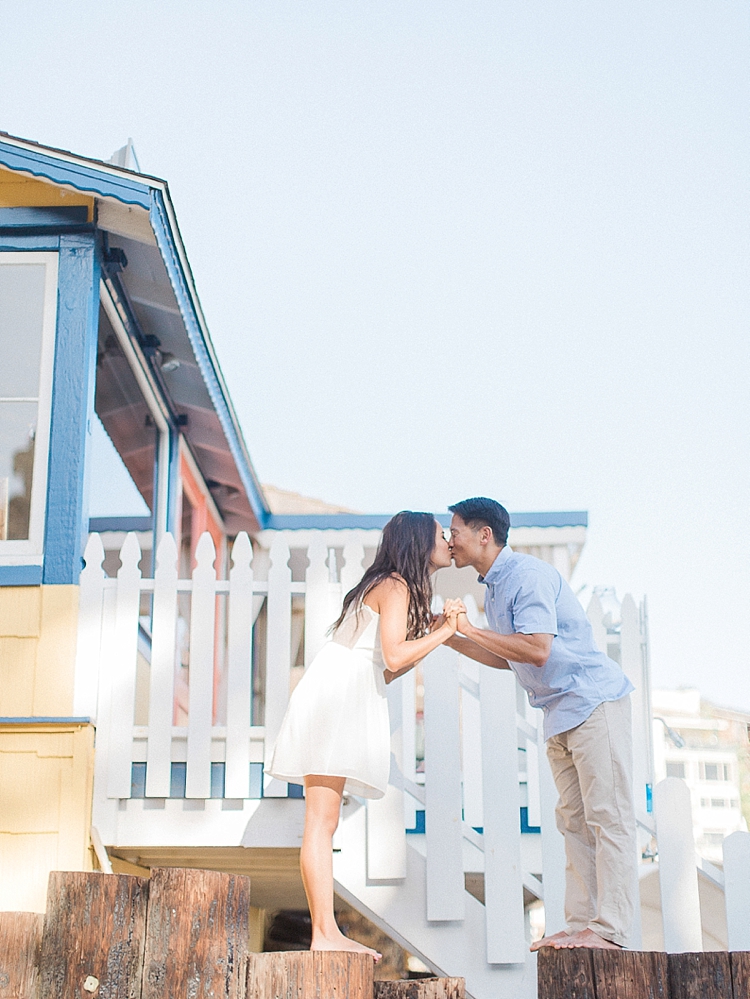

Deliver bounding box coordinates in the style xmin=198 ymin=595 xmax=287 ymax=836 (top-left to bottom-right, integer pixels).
xmin=266 ymin=511 xmax=464 ymax=959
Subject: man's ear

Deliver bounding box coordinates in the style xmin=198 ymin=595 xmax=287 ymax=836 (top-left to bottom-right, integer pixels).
xmin=479 ymin=526 xmax=492 ymax=546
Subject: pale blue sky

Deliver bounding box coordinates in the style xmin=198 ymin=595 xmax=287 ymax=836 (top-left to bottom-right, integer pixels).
xmin=2 ymin=1 xmax=749 ymax=705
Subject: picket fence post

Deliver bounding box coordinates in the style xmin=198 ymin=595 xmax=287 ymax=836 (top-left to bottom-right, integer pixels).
xmin=654 ymin=777 xmax=702 ymax=952
xmin=74 ymin=533 xmax=106 ymax=720
xmin=106 ymin=533 xmax=142 ymax=800
xmin=723 ymin=831 xmax=750 ymax=951
xmin=264 ymin=533 xmax=292 ymax=796
xmin=225 ymin=532 xmax=254 ymax=799
xmin=186 ymin=533 xmax=216 ymax=798
xmin=423 ymin=644 xmax=464 ymax=921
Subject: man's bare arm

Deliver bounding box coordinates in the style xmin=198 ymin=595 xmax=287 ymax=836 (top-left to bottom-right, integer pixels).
xmin=456 ymin=612 xmax=553 ymax=667
xmin=444 ymin=633 xmax=511 ymax=669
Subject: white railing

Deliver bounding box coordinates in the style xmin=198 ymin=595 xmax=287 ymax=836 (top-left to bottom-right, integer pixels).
xmin=76 ymin=530 xmax=750 ymax=959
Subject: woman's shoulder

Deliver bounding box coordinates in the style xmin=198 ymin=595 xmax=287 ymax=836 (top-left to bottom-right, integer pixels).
xmin=365 ymin=574 xmax=409 ymax=608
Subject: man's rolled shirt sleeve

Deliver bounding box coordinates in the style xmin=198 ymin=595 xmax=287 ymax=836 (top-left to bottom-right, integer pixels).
xmin=511 ymin=572 xmax=559 ymax=636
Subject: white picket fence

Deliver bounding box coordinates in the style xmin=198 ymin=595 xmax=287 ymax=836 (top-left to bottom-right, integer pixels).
xmin=76 ymin=529 xmax=750 ymax=964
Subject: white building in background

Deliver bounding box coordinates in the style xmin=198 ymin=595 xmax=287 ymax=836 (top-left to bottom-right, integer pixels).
xmin=652 ymin=688 xmax=748 ymax=864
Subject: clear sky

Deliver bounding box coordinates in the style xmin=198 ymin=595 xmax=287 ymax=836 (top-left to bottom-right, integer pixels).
xmin=2 ymin=1 xmax=749 ymax=706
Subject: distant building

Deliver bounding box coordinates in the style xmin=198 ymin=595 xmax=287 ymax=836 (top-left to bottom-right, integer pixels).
xmin=652 ymin=688 xmax=749 ymax=863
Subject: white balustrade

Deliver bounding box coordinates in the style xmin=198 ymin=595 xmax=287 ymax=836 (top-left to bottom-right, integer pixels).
xmin=225 ymin=532 xmax=254 ymax=798
xmin=264 ymin=533 xmax=293 ymax=797
xmin=654 ymin=777 xmax=703 ymax=952
xmin=366 ymin=678 xmax=408 ymax=881
xmin=146 ymin=533 xmax=178 ymax=797
xmin=480 ymin=666 xmax=526 ymax=963
xmin=186 ymin=533 xmax=217 ymax=798
xmin=74 ymin=533 xmax=106 ymax=720
xmin=537 ymin=709 xmax=566 ymax=937
xmin=80 ymin=533 xmax=691 ymax=965
xmin=303 ymin=533 xmax=331 ymax=667
xmin=424 ymin=644 xmax=465 ymax=922
xmin=106 ymin=532 xmax=142 ymax=799
xmin=723 ymin=831 xmax=750 ymax=951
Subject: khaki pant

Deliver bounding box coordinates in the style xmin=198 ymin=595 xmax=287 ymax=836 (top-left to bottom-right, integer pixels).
xmin=546 ymin=696 xmax=637 ymax=947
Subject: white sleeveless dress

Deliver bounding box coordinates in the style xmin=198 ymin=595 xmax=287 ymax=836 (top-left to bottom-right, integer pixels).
xmin=265 ymin=605 xmax=391 ymax=799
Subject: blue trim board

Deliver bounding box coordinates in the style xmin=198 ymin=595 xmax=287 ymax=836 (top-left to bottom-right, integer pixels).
xmin=0 ymin=235 xmax=61 ymax=252
xmin=43 ymin=234 xmax=101 ymax=584
xmin=0 ymin=565 xmax=43 ymax=586
xmin=266 ymin=511 xmax=588 ymax=531
xmin=149 ymin=190 xmax=269 ymax=527
xmin=0 ymin=207 xmax=89 ymax=228
xmin=0 ymin=139 xmax=151 ymax=208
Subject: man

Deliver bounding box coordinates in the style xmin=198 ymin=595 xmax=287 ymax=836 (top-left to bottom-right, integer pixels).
xmin=445 ymin=496 xmax=636 ymax=951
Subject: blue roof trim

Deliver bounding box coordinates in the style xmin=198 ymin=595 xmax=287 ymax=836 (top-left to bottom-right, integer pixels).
xmin=508 ymin=511 xmax=588 ymax=528
xmin=89 ymin=516 xmax=153 ymax=533
xmin=149 ymin=190 xmax=269 ymax=527
xmin=266 ymin=511 xmax=588 ymax=531
xmin=0 ymin=565 xmax=43 ymax=586
xmin=266 ymin=514 xmax=392 ymax=531
xmin=0 ymin=139 xmax=151 ymax=208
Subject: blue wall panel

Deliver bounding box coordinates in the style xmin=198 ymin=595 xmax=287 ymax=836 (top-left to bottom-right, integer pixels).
xmin=42 ymin=234 xmax=100 ymax=584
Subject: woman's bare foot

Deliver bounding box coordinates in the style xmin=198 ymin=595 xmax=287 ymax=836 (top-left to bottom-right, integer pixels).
xmin=530 ymin=930 xmax=571 ymax=952
xmin=557 ymin=928 xmax=622 ymax=949
xmin=311 ymin=931 xmax=381 ymax=961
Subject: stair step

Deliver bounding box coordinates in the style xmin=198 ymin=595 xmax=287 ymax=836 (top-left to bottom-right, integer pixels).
xmin=374 ymin=977 xmax=465 ymax=998
xmin=247 ymin=951 xmax=373 ymax=998
xmin=0 ymin=911 xmax=43 ymax=999
xmin=536 ymin=949 xmax=750 ymax=999
xmin=39 ymin=871 xmax=149 ymax=999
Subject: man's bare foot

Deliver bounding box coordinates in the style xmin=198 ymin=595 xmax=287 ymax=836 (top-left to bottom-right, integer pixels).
xmin=311 ymin=931 xmax=381 ymax=961
xmin=556 ymin=928 xmax=622 ymax=950
xmin=530 ymin=930 xmax=571 ymax=952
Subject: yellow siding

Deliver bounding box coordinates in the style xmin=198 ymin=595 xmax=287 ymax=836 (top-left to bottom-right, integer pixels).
xmin=0 ymin=585 xmax=93 ymax=912
xmin=0 ymin=165 xmax=94 ymax=220
xmin=0 ymin=586 xmax=78 ymax=716
xmin=0 ymin=723 xmax=94 ymax=912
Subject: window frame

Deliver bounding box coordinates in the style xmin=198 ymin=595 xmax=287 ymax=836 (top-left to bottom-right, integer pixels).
xmin=0 ymin=251 xmax=59 ymax=564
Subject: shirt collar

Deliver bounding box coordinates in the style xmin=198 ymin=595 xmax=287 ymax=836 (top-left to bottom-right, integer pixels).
xmin=478 ymin=545 xmax=513 ymax=585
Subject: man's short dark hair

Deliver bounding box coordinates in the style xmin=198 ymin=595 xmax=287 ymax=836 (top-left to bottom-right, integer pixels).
xmin=448 ymin=497 xmax=510 ymax=547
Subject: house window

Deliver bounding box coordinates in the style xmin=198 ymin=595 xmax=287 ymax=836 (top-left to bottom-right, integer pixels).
xmin=701 ymin=762 xmax=731 ymax=782
xmin=0 ymin=253 xmax=57 ymax=557
xmin=711 ymin=798 xmax=726 ymax=808
xmin=666 ymin=762 xmax=686 ymax=779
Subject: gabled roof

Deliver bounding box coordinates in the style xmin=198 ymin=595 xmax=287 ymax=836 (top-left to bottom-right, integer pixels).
xmin=0 ymin=130 xmax=268 ymax=533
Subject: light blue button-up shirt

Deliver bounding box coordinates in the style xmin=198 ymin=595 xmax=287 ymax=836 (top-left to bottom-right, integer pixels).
xmin=480 ymin=546 xmax=633 ymax=740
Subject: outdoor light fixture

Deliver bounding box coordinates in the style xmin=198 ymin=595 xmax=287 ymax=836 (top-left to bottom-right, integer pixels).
xmin=160 ymin=353 xmax=181 ymax=373
xmin=655 ymin=716 xmax=686 ymax=749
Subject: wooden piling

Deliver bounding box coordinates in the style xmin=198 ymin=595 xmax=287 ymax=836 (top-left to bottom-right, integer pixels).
xmin=666 ymin=952 xmax=733 ymax=999
xmin=731 ymin=952 xmax=750 ymax=998
xmin=141 ymin=867 xmax=251 ymax=999
xmin=373 ymin=977 xmax=465 ymax=998
xmin=0 ymin=912 xmax=44 ymax=999
xmin=537 ymin=948 xmax=596 ymax=999
xmin=39 ymin=871 xmax=149 ymax=999
xmin=247 ymin=951 xmax=374 ymax=999
xmin=592 ymin=951 xmax=668 ymax=999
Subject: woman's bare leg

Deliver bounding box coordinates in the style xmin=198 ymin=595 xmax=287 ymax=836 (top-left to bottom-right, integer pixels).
xmin=301 ymin=776 xmax=381 ymax=959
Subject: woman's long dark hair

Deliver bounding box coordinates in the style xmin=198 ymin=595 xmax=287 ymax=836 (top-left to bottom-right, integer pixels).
xmin=331 ymin=511 xmax=437 ymax=640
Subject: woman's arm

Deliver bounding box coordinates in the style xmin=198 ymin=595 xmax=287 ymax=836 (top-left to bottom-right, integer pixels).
xmin=369 ymin=577 xmax=458 ymax=676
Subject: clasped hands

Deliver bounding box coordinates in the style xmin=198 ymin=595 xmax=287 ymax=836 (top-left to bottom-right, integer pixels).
xmin=432 ymin=598 xmax=468 ymax=635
